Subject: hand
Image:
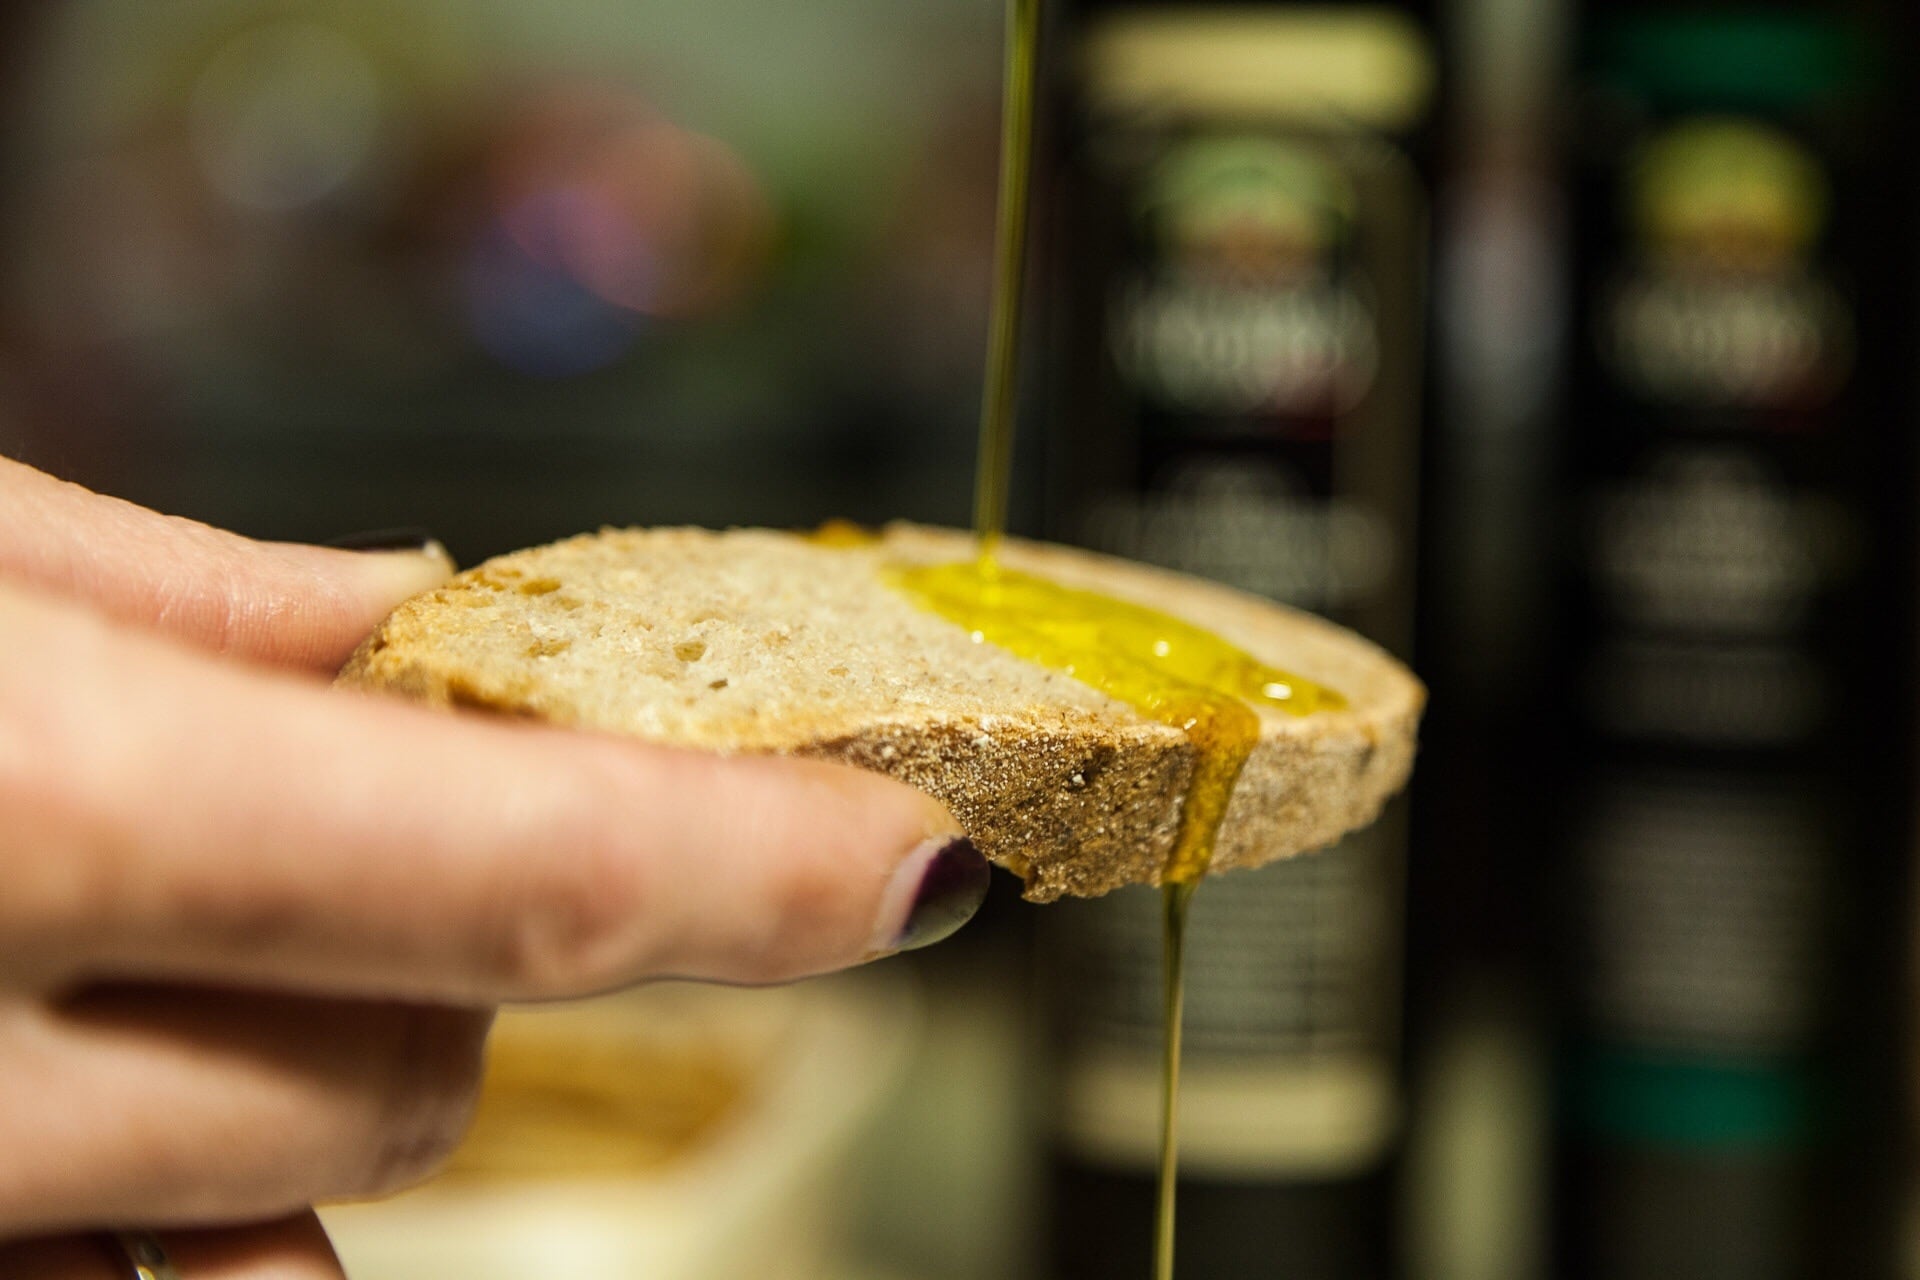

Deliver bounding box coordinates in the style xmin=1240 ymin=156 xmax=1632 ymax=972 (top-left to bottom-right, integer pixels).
xmin=0 ymin=458 xmax=988 ymax=1277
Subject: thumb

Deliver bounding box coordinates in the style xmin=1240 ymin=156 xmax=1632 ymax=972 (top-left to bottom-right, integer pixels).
xmin=0 ymin=456 xmax=452 ymax=671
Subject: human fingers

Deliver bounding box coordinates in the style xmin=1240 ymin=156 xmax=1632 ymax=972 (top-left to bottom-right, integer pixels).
xmin=0 ymin=1211 xmax=344 ymax=1279
xmin=1 ymin=584 xmax=989 ymax=1000
xmin=0 ymin=987 xmax=489 ymax=1237
xmin=0 ymin=456 xmax=451 ymax=672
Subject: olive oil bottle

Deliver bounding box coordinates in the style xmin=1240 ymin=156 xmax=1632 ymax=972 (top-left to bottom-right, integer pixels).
xmin=1545 ymin=5 xmax=1917 ymax=1277
xmin=1038 ymin=4 xmax=1436 ymax=1277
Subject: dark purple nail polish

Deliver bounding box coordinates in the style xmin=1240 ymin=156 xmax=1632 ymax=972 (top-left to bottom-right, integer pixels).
xmin=896 ymin=837 xmax=992 ymax=952
xmin=324 ymin=527 xmax=441 ymax=553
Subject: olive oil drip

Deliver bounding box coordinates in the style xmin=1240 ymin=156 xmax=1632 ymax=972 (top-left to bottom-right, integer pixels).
xmin=889 ymin=559 xmax=1342 ymax=1278
xmin=1158 ymin=879 xmax=1196 ymax=1280
xmin=888 ymin=565 xmax=1341 ymax=1280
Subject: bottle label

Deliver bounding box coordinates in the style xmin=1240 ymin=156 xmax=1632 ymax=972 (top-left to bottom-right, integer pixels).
xmin=1113 ymin=134 xmax=1377 ymax=432
xmin=1568 ymin=114 xmax=1863 ymax=762
xmin=1047 ymin=101 xmax=1422 ymax=1179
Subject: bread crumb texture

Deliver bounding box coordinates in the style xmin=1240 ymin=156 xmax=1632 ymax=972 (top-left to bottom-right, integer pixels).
xmin=338 ymin=525 xmax=1424 ymax=901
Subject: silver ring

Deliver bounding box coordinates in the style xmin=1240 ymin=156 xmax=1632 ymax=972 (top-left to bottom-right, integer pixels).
xmin=110 ymin=1230 xmax=183 ymax=1280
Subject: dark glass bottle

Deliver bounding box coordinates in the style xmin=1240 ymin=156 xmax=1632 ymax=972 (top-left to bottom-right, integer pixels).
xmin=1546 ymin=5 xmax=1916 ymax=1277
xmin=1040 ymin=3 xmax=1436 ymax=1277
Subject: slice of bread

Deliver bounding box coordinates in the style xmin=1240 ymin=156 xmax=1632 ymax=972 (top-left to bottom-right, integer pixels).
xmin=337 ymin=524 xmax=1423 ymax=902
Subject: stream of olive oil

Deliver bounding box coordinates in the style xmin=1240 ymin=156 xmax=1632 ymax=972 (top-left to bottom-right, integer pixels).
xmin=974 ymin=4 xmax=1159 ymax=1277
xmin=889 ymin=563 xmax=1342 ymax=1279
xmin=972 ymin=0 xmax=1040 ymax=558
xmin=930 ymin=4 xmax=1336 ymax=1277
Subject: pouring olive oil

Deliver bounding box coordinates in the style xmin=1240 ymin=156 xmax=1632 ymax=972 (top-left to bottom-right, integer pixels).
xmin=977 ymin=2 xmax=1205 ymax=1273
xmin=940 ymin=3 xmax=1323 ymax=1277
xmin=972 ymin=0 xmax=1040 ymax=559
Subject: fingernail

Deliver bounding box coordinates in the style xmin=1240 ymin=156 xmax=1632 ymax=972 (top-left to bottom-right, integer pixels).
xmin=325 ymin=527 xmax=442 ymax=554
xmin=874 ymin=836 xmax=992 ymax=956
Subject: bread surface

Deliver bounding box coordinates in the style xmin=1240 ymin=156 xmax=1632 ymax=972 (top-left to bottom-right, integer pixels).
xmin=338 ymin=525 xmax=1423 ymax=901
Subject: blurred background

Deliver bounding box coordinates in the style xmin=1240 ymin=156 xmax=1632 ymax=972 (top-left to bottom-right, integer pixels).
xmin=5 ymin=0 xmax=1920 ymax=1276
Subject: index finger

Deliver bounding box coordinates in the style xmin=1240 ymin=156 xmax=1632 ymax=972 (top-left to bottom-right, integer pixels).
xmin=0 ymin=456 xmax=453 ymax=671
xmin=0 ymin=585 xmax=986 ymax=999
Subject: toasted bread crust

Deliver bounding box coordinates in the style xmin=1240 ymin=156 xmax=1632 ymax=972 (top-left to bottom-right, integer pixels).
xmin=338 ymin=525 xmax=1423 ymax=901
